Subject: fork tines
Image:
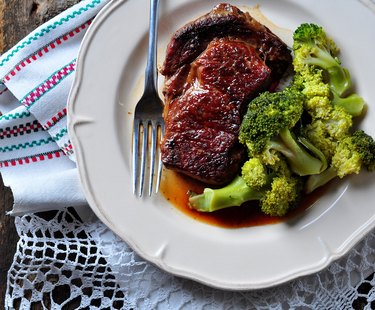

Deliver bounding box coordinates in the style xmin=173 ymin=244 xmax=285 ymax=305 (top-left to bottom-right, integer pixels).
xmin=132 ymin=117 xmax=164 ymax=197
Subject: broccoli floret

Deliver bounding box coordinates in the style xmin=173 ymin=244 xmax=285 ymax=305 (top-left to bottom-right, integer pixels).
xmin=352 ymin=130 xmax=375 ymax=171
xmin=239 ymin=87 xmax=303 ymax=152
xmin=321 ymin=105 xmax=353 ymax=140
xmin=293 ymin=66 xmax=330 ymax=98
xmin=303 ymin=119 xmax=337 ymax=160
xmin=260 ymin=176 xmax=301 ymax=217
xmin=293 ymin=23 xmax=349 ymax=96
xmin=241 ymin=158 xmax=269 ymax=189
xmin=306 ymin=128 xmax=374 ymax=181
xmin=241 ymin=156 xmax=295 ymax=188
xmin=298 ymin=74 xmax=353 ymax=161
xmin=332 ymin=130 xmax=375 ymax=176
xmin=294 ymin=68 xmax=332 ymax=119
xmin=293 ymin=23 xmax=365 ymax=117
xmin=239 ymin=86 xmax=326 ymax=176
xmin=189 ymin=159 xmax=302 ymax=216
xmin=305 ymin=130 xmax=375 ymax=193
xmin=292 ymin=23 xmax=373 ymax=194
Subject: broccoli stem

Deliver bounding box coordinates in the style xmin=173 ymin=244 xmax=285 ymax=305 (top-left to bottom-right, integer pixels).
xmin=326 ymin=66 xmax=352 ymax=97
xmin=188 ymin=176 xmax=263 ymax=212
xmin=298 ymin=137 xmax=328 ymax=171
xmin=331 ymin=91 xmax=365 ymax=117
xmin=305 ymin=47 xmax=339 ymax=70
xmin=304 ymin=166 xmax=338 ymax=193
xmin=305 ymin=48 xmax=352 ymax=96
xmin=271 ymin=128 xmax=324 ymax=176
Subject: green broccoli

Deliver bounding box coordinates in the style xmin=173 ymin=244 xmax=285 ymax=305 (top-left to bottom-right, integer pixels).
xmin=293 ymin=23 xmax=349 ymax=97
xmin=239 ymin=86 xmax=326 ymax=176
xmin=305 ymin=130 xmax=375 ymax=193
xmin=188 ymin=175 xmax=264 ymax=213
xmin=189 ymin=158 xmax=302 ymax=216
xmin=242 ymin=156 xmax=294 ymax=189
xmin=302 ymin=105 xmax=353 ymax=160
xmin=293 ymin=23 xmax=365 ymax=116
xmin=332 ymin=130 xmax=375 ymax=176
xmin=301 ymin=119 xmax=336 ymax=160
xmin=304 ymin=167 xmax=338 ymax=194
xmin=331 ymin=91 xmax=365 ymax=117
xmin=292 ymin=23 xmax=362 ymax=165
xmin=293 ymin=67 xmax=331 ymax=118
xmin=241 ymin=157 xmax=269 ymax=189
xmin=188 ymin=23 xmax=374 ymax=218
xmin=261 ymin=176 xmax=301 ymax=217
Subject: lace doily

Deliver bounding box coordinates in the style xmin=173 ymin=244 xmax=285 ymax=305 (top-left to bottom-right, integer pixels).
xmin=4 ymin=208 xmax=375 ymax=309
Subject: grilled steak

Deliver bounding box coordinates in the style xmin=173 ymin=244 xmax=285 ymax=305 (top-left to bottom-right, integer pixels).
xmin=160 ymin=3 xmax=292 ymax=185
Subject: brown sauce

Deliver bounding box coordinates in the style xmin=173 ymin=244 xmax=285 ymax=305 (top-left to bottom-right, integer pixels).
xmin=160 ymin=168 xmax=330 ymax=228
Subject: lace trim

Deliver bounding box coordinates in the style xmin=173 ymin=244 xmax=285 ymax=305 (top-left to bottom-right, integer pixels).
xmin=5 ymin=208 xmax=375 ymax=309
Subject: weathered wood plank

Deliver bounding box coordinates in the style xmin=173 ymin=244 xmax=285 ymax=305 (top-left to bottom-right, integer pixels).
xmin=0 ymin=176 xmax=16 ymax=307
xmin=1 ymin=0 xmax=80 ymax=52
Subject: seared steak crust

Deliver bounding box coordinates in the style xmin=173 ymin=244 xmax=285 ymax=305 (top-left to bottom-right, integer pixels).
xmin=161 ymin=3 xmax=291 ymax=85
xmin=160 ymin=3 xmax=292 ymax=185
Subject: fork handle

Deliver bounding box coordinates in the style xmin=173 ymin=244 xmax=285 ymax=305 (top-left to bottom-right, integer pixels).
xmin=144 ymin=0 xmax=160 ymax=94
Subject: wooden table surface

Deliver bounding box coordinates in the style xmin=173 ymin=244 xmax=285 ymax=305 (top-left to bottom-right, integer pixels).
xmin=0 ymin=0 xmax=80 ymax=306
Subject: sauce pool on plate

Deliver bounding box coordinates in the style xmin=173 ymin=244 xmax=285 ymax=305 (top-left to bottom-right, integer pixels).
xmin=160 ymin=169 xmax=329 ymax=228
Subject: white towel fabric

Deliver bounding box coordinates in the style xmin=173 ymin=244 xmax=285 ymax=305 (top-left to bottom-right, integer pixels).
xmin=0 ymin=0 xmax=110 ymax=215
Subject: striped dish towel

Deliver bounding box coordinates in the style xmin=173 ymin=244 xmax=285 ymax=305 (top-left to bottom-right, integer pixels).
xmin=0 ymin=0 xmax=110 ymax=215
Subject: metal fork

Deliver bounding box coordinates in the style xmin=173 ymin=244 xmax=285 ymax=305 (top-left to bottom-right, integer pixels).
xmin=132 ymin=0 xmax=164 ymax=196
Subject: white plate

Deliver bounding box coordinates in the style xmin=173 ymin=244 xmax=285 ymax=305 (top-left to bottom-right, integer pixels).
xmin=68 ymin=0 xmax=375 ymax=290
